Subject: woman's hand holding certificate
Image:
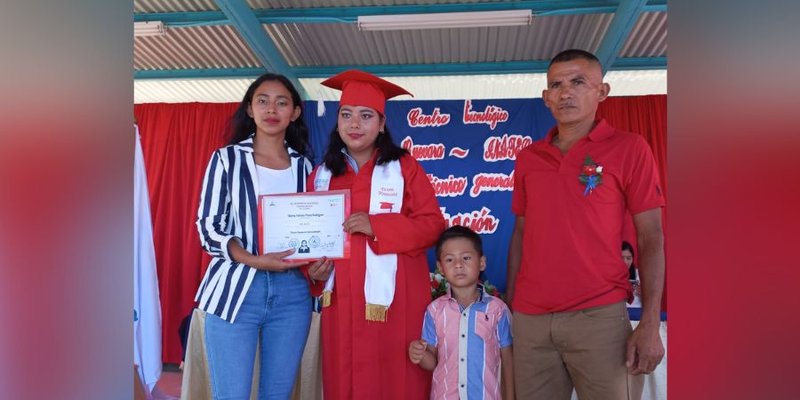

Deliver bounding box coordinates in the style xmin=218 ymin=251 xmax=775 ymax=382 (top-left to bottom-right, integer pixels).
xmin=227 ymin=241 xmax=307 ymax=271
xmin=235 ymin=243 xmax=334 ymax=276
xmin=248 ymin=249 xmax=309 ymax=272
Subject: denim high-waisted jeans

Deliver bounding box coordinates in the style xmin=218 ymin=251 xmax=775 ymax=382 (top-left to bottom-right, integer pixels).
xmin=204 ymin=269 xmax=311 ymax=400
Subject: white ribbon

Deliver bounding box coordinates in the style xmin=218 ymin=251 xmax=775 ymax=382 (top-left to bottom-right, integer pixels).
xmin=314 ymin=160 xmax=403 ymax=320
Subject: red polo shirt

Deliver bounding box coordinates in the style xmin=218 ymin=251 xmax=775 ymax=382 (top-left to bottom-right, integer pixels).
xmin=511 ymin=119 xmax=664 ymax=314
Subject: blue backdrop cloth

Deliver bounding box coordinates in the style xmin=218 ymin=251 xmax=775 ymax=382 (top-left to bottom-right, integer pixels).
xmin=303 ymin=98 xmax=555 ymax=294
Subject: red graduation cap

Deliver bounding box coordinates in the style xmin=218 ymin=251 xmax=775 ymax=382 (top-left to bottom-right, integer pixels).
xmin=321 ymin=69 xmax=413 ymax=115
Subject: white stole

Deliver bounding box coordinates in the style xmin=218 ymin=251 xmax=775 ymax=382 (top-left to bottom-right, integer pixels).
xmin=314 ymin=159 xmax=404 ymax=322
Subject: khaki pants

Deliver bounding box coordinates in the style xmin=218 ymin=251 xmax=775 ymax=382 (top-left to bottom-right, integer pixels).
xmin=513 ymin=302 xmax=643 ymax=400
xmin=179 ymin=309 xmax=322 ymax=400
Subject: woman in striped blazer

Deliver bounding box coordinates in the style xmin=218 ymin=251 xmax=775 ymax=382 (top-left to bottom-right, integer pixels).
xmin=193 ymin=73 xmax=332 ymax=399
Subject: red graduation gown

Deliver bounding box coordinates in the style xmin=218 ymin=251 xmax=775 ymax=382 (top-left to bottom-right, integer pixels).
xmin=308 ymin=153 xmax=445 ymax=400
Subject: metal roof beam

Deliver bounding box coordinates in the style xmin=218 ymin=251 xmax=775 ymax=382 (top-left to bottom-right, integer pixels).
xmin=134 ymin=68 xmax=267 ymax=80
xmin=134 ymin=11 xmax=230 ymax=26
xmin=595 ymin=0 xmax=649 ymax=75
xmin=135 ymin=57 xmax=665 ymax=80
xmin=134 ymin=1 xmax=666 ymax=26
xmin=296 ymin=61 xmax=554 ymax=77
xmin=213 ymin=0 xmax=307 ymax=98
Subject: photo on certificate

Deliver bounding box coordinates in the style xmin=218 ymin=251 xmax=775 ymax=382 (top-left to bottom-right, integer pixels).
xmin=258 ymin=189 xmax=351 ymax=261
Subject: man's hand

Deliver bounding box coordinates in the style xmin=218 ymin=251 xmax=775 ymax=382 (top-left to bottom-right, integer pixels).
xmin=408 ymin=339 xmax=428 ymax=364
xmin=626 ymin=321 xmax=664 ymax=375
xmin=628 ymin=208 xmax=665 ymax=375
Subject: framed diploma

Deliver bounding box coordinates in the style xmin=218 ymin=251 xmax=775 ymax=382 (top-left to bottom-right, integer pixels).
xmin=258 ymin=189 xmax=351 ymax=261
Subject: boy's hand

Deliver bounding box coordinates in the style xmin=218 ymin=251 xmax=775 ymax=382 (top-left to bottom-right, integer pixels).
xmin=408 ymin=339 xmax=428 ymax=364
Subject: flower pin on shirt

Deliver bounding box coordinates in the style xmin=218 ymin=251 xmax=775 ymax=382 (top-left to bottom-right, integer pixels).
xmin=578 ymin=155 xmax=603 ymax=196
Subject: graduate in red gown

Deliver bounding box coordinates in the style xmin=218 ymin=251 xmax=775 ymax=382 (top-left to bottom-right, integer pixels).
xmin=308 ymin=70 xmax=446 ymax=399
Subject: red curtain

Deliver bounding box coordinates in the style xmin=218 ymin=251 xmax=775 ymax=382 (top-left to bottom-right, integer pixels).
xmin=597 ymin=94 xmax=668 ymax=310
xmin=135 ymin=95 xmax=667 ymax=363
xmin=598 ymin=95 xmax=667 ymax=202
xmin=135 ymin=102 xmax=237 ymax=363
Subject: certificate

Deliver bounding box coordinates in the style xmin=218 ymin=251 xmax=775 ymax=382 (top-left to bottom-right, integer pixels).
xmin=258 ymin=190 xmax=351 ymax=261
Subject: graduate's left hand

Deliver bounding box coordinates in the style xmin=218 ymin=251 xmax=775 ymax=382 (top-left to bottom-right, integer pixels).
xmin=343 ymin=212 xmax=374 ymax=238
xmin=307 ymin=257 xmax=333 ymax=281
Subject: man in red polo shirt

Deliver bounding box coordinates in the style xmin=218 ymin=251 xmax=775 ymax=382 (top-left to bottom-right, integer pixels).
xmin=507 ymin=49 xmax=665 ymax=400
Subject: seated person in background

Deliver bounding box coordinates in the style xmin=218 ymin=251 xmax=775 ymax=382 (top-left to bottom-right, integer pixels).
xmin=623 ymin=241 xmax=642 ymax=308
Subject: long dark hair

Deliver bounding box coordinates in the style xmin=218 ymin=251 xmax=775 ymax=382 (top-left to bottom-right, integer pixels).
xmin=226 ymin=73 xmax=311 ymax=158
xmin=622 ymin=240 xmax=637 ymax=280
xmin=321 ymin=119 xmax=407 ymax=176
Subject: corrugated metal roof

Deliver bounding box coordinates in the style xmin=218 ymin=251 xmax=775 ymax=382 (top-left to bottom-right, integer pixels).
xmin=133 ymin=1 xmax=667 ymax=103
xmin=135 ymin=70 xmax=666 ymax=104
xmin=247 ymin=0 xmax=490 ymax=9
xmin=134 ymin=25 xmax=261 ymax=70
xmin=620 ymin=11 xmax=667 ymax=57
xmin=134 ymin=0 xmax=501 ymax=13
xmin=134 ymin=0 xmax=219 ymax=13
xmin=264 ymin=13 xmax=617 ymax=68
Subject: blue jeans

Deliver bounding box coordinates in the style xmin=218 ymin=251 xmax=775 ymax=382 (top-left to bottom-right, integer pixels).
xmin=204 ymin=269 xmax=311 ymax=400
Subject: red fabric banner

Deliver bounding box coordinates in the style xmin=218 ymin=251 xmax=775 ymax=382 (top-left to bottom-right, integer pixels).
xmin=597 ymin=95 xmax=668 ymax=310
xmin=134 ymin=102 xmax=237 ymax=363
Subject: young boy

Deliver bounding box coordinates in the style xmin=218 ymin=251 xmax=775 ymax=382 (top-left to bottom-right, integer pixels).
xmin=408 ymin=225 xmax=514 ymax=399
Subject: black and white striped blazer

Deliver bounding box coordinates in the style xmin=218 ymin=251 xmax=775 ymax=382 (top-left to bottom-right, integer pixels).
xmin=195 ymin=136 xmax=312 ymax=322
